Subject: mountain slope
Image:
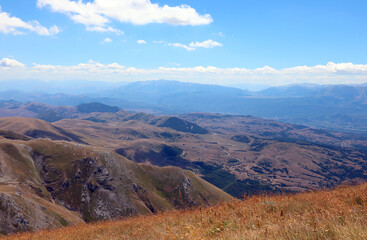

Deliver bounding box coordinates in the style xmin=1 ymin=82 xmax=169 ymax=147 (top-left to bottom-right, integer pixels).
xmin=0 ymin=136 xmax=232 ymax=234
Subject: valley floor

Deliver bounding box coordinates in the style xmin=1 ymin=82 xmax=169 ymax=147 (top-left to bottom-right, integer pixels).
xmin=4 ymin=182 xmax=367 ymax=240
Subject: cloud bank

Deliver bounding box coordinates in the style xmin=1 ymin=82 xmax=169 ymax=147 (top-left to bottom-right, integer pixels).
xmin=0 ymin=6 xmax=59 ymax=36
xmin=1 ymin=58 xmax=367 ymax=86
xmin=37 ymin=0 xmax=212 ymax=33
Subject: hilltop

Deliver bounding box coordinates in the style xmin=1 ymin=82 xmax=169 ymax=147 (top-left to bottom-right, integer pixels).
xmin=5 ymin=182 xmax=367 ymax=240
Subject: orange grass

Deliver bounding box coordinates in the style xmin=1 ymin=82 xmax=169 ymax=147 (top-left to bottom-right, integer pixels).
xmin=4 ymin=183 xmax=367 ymax=240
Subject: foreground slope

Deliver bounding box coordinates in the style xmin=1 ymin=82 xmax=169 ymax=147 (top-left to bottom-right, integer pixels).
xmin=0 ymin=137 xmax=231 ymax=234
xmin=6 ymin=183 xmax=367 ymax=240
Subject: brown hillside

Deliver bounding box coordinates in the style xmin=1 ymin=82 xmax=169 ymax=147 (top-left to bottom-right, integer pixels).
xmin=0 ymin=137 xmax=232 ymax=234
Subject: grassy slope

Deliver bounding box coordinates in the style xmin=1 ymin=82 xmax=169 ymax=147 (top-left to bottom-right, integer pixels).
xmin=5 ymin=183 xmax=367 ymax=240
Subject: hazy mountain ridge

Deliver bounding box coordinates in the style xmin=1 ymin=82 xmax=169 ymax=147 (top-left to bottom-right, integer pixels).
xmin=257 ymin=83 xmax=367 ymax=99
xmin=2 ymin=80 xmax=367 ymax=132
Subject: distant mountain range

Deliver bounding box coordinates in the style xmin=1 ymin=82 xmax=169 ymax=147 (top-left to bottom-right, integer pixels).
xmin=2 ymin=80 xmax=367 ymax=132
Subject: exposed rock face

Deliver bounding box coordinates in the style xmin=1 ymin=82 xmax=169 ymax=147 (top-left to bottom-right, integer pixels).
xmin=30 ymin=150 xmax=140 ymax=222
xmin=0 ymin=193 xmax=29 ymax=234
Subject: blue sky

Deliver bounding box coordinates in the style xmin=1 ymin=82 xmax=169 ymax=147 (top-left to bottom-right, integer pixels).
xmin=1 ymin=0 xmax=367 ymax=86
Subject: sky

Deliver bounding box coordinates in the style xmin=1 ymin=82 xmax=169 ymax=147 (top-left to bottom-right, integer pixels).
xmin=1 ymin=0 xmax=367 ymax=87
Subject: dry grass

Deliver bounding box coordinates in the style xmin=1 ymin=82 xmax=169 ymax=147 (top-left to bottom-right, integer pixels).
xmin=4 ymin=183 xmax=367 ymax=240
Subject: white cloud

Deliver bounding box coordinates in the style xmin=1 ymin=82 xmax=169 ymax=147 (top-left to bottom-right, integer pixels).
xmin=86 ymin=26 xmax=123 ymax=35
xmin=101 ymin=37 xmax=112 ymax=44
xmin=0 ymin=6 xmax=59 ymax=36
xmin=1 ymin=60 xmax=367 ymax=86
xmin=189 ymin=39 xmax=223 ymax=48
xmin=0 ymin=58 xmax=25 ymax=68
xmin=168 ymin=39 xmax=223 ymax=51
xmin=169 ymin=43 xmax=195 ymax=51
xmin=137 ymin=39 xmax=147 ymax=44
xmin=37 ymin=0 xmax=212 ymax=33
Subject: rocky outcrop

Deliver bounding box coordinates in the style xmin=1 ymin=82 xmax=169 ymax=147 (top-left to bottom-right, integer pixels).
xmin=0 ymin=193 xmax=29 ymax=235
